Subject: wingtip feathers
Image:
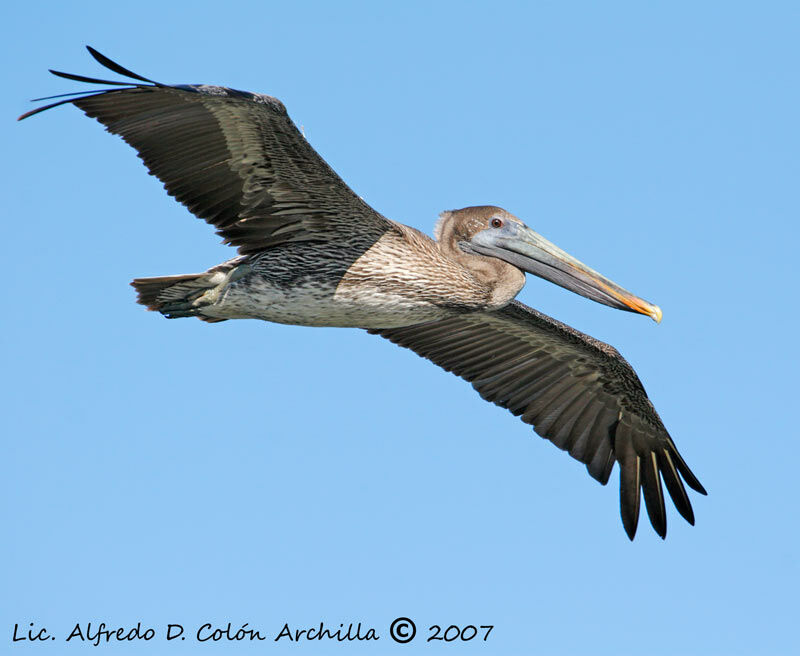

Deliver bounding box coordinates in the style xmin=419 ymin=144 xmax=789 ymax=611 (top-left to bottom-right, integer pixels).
xmin=18 ymin=46 xmax=161 ymax=121
xmin=85 ymin=45 xmax=157 ymax=84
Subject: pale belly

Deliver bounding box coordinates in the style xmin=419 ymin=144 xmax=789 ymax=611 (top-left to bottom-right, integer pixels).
xmin=205 ymin=276 xmax=454 ymax=328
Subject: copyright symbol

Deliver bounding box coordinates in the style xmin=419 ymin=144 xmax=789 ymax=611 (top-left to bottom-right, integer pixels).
xmin=389 ymin=617 xmax=416 ymax=644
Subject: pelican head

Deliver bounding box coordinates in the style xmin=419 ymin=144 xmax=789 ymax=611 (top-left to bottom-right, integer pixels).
xmin=437 ymin=206 xmax=662 ymax=322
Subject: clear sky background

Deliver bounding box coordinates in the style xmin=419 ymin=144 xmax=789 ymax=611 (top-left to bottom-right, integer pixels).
xmin=3 ymin=2 xmax=798 ymax=654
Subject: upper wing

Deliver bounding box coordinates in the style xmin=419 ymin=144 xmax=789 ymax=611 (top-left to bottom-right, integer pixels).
xmin=19 ymin=46 xmax=394 ymax=255
xmin=370 ymin=300 xmax=706 ymax=539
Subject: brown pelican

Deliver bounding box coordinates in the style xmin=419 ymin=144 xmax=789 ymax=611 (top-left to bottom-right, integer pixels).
xmin=20 ymin=47 xmax=706 ymax=539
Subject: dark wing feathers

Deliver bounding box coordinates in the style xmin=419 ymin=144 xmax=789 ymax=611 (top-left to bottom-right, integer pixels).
xmin=48 ymin=69 xmax=142 ymax=87
xmin=19 ymin=47 xmax=392 ymax=255
xmin=371 ymin=300 xmax=706 ymax=539
xmin=85 ymin=44 xmax=157 ymax=83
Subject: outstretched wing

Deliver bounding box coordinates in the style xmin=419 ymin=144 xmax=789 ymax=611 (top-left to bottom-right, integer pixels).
xmin=371 ymin=300 xmax=706 ymax=540
xmin=19 ymin=46 xmax=394 ymax=255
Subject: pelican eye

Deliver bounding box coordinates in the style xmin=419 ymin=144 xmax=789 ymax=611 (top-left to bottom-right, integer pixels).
xmin=490 ymin=218 xmax=503 ymax=228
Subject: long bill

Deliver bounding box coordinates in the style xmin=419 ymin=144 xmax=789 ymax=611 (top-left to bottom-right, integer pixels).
xmin=467 ymin=222 xmax=663 ymax=322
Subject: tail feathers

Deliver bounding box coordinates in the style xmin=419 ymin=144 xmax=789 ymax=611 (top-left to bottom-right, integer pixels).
xmin=132 ymin=258 xmax=251 ymax=322
xmin=131 ymin=272 xmax=228 ymax=322
xmin=132 ymin=273 xmax=203 ymax=309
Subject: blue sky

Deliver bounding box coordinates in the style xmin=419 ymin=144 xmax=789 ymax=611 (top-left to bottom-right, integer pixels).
xmin=3 ymin=1 xmax=798 ymax=654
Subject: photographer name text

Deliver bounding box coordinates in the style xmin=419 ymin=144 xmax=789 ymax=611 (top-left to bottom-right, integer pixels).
xmin=12 ymin=619 xmax=494 ymax=646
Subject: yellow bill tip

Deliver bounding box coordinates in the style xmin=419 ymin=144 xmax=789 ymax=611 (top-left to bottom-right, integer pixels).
xmin=650 ymin=304 xmax=663 ymax=324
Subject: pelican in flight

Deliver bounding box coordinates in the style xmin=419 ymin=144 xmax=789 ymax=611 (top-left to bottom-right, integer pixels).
xmin=20 ymin=47 xmax=706 ymax=539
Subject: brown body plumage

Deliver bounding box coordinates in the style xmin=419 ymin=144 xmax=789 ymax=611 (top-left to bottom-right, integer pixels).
xmin=19 ymin=47 xmax=706 ymax=539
